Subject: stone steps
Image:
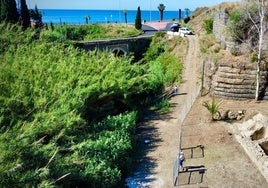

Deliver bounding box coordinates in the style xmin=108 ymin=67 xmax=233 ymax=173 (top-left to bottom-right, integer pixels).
xmin=212 ymin=65 xmax=268 ymax=99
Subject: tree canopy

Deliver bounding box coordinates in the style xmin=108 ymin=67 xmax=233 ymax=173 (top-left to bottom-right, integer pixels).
xmin=158 ymin=3 xmax=166 ymax=21
xmin=0 ymin=0 xmax=19 ymax=23
xmin=19 ymin=0 xmax=30 ymax=28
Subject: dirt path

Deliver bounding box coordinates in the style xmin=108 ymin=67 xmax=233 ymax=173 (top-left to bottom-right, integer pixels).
xmin=126 ymin=34 xmax=268 ymax=187
xmin=126 ymin=35 xmax=201 ymax=187
xmin=148 ymin=35 xmax=201 ymax=187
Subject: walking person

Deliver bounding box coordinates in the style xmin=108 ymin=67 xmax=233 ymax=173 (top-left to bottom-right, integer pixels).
xmin=173 ymin=85 xmax=178 ymax=95
xmin=179 ymin=151 xmax=185 ymax=170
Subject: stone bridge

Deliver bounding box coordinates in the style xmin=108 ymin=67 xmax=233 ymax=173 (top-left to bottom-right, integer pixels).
xmin=75 ymin=35 xmax=153 ymax=59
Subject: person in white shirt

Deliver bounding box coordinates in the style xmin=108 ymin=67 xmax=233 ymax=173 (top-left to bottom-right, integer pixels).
xmin=179 ymin=151 xmax=185 ymax=169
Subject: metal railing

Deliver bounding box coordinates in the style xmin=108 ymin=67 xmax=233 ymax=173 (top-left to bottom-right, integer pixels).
xmin=173 ymin=83 xmax=201 ymax=186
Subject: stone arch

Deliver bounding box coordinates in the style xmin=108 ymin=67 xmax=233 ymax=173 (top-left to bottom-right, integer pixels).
xmin=111 ymin=47 xmax=127 ymax=56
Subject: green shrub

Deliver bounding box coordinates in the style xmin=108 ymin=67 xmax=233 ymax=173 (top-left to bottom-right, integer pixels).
xmin=0 ymin=20 xmax=182 ymax=187
xmin=227 ymin=9 xmax=252 ymax=42
xmin=39 ymin=24 xmax=140 ymax=42
xmin=151 ymin=98 xmax=171 ymax=114
xmin=203 ymin=18 xmax=213 ymax=34
xmin=184 ymin=16 xmax=190 ymax=23
xmin=157 ymin=53 xmax=183 ymax=84
xmin=202 ymin=98 xmax=222 ymax=121
xmin=0 ymin=39 xmax=165 ymax=186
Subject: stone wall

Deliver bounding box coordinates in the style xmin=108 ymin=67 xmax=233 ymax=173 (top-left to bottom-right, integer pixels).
xmin=213 ymin=10 xmax=229 ymax=44
xmin=211 ymin=62 xmax=268 ymax=99
xmin=208 ymin=11 xmax=268 ymax=100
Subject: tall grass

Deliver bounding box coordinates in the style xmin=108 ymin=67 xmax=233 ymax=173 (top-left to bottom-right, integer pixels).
xmin=0 ymin=22 xmax=182 ymax=187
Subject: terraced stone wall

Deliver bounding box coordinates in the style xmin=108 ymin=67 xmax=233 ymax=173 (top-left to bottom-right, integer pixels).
xmin=209 ymin=11 xmax=268 ymax=100
xmin=211 ymin=62 xmax=268 ymax=100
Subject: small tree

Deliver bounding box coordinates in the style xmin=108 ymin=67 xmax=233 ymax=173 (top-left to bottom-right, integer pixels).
xmin=20 ymin=0 xmax=30 ymax=28
xmin=227 ymin=1 xmax=267 ymax=100
xmin=158 ymin=3 xmax=165 ymax=21
xmin=202 ymin=98 xmax=222 ymax=121
xmin=135 ymin=6 xmax=142 ymax=30
xmin=247 ymin=0 xmax=266 ymax=100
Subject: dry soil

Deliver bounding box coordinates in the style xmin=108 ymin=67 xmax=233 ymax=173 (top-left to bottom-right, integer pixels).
xmin=126 ymin=34 xmax=268 ymax=188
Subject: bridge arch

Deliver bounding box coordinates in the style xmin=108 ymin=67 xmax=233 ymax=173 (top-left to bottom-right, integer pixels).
xmin=111 ymin=47 xmax=127 ymax=56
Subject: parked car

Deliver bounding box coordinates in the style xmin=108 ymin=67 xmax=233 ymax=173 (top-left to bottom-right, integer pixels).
xmin=179 ymin=27 xmax=193 ymax=35
xmin=170 ymin=22 xmax=180 ymax=32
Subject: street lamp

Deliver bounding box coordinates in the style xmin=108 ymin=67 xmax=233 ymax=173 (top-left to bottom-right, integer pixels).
xmin=118 ymin=0 xmax=121 ymax=23
xmin=150 ymin=0 xmax=152 ymax=22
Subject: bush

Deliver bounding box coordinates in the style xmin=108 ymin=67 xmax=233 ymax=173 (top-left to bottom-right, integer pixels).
xmin=0 ymin=39 xmax=164 ymax=187
xmin=184 ymin=16 xmax=190 ymax=24
xmin=202 ymin=98 xmax=222 ymax=121
xmin=40 ymin=24 xmax=141 ymax=42
xmin=203 ymin=18 xmax=213 ymax=34
xmin=227 ymin=9 xmax=252 ymax=42
xmin=0 ymin=21 xmax=182 ymax=187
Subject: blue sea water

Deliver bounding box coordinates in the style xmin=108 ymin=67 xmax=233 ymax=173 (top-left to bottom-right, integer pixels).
xmin=41 ymin=9 xmax=190 ymax=25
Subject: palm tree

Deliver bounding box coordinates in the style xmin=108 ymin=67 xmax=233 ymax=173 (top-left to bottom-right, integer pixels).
xmin=123 ymin=9 xmax=128 ymax=24
xmin=184 ymin=8 xmax=190 ymax=18
xmin=85 ymin=15 xmax=90 ymax=24
xmin=157 ymin=3 xmax=165 ymax=21
xmin=202 ymin=98 xmax=222 ymax=121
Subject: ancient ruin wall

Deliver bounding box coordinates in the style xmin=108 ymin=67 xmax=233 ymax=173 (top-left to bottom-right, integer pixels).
xmin=209 ymin=11 xmax=268 ymax=100
xmin=210 ymin=62 xmax=268 ymax=99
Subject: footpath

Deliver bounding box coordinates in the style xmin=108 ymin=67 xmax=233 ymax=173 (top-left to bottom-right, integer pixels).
xmin=126 ymin=34 xmax=268 ymax=187
xmin=126 ymin=35 xmax=201 ymax=187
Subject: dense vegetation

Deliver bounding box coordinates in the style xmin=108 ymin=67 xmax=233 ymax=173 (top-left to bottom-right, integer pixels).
xmin=41 ymin=23 xmax=141 ymax=42
xmin=0 ymin=22 xmax=183 ymax=187
xmin=0 ymin=0 xmax=19 ymax=24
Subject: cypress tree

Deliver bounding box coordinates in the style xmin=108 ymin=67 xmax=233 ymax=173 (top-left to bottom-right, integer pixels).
xmin=20 ymin=0 xmax=30 ymax=28
xmin=29 ymin=5 xmax=42 ymax=28
xmin=0 ymin=0 xmax=19 ymax=23
xmin=135 ymin=6 xmax=142 ymax=30
xmin=178 ymin=9 xmax=182 ymax=20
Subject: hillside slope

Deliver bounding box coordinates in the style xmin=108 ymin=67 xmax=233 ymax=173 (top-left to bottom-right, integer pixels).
xmin=190 ymin=2 xmax=268 ymax=100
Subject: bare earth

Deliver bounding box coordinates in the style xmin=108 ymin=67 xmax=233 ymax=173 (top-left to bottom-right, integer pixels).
xmin=127 ymin=35 xmax=268 ymax=187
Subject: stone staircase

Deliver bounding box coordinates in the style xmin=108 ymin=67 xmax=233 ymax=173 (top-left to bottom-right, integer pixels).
xmin=211 ymin=64 xmax=268 ymax=99
xmin=211 ymin=10 xmax=268 ymax=100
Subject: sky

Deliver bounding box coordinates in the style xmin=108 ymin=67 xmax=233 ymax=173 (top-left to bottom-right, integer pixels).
xmin=26 ymin=0 xmax=239 ymax=11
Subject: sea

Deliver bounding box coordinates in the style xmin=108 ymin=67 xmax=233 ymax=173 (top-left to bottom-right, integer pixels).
xmin=40 ymin=9 xmax=190 ymax=25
